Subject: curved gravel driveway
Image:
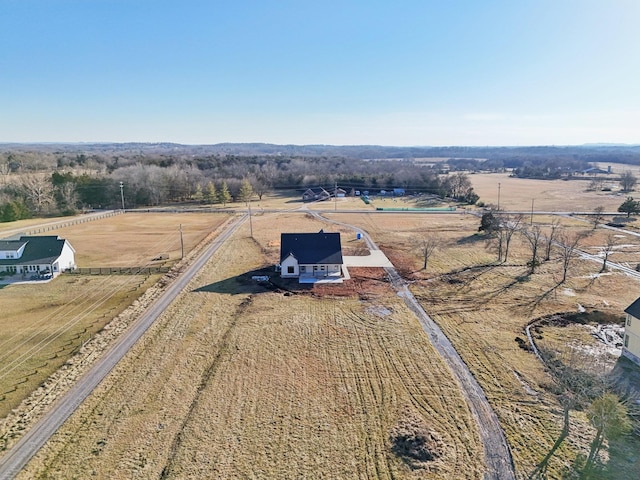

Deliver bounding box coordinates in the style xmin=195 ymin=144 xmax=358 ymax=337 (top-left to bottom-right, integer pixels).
xmin=313 ymin=211 xmax=516 ymax=480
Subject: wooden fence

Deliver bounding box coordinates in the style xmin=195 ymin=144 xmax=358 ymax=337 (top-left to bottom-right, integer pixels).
xmin=67 ymin=266 xmax=171 ymax=275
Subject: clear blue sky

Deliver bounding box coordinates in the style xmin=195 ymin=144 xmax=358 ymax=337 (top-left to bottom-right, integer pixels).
xmin=1 ymin=0 xmax=638 ymax=146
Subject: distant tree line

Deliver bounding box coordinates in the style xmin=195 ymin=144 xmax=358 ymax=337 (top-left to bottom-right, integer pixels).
xmin=0 ymin=148 xmax=483 ymax=220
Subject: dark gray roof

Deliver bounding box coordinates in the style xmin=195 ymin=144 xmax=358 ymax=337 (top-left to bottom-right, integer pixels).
xmin=0 ymin=236 xmax=69 ymax=266
xmin=625 ymin=298 xmax=640 ymax=319
xmin=280 ymin=230 xmax=342 ymax=265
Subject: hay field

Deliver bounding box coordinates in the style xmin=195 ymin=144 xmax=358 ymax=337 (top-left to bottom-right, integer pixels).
xmin=469 ymin=172 xmax=631 ymax=212
xmin=53 ymin=212 xmax=230 ymax=266
xmin=332 ymin=212 xmax=640 ymax=478
xmin=20 ymin=221 xmax=484 ymax=480
xmin=0 ymin=212 xmax=228 ymax=421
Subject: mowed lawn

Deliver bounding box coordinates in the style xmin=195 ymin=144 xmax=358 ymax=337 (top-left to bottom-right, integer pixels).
xmin=20 ymin=219 xmax=484 ymax=480
xmin=0 ymin=212 xmax=229 ymax=422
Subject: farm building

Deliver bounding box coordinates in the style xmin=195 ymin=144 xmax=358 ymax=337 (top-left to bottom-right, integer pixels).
xmin=623 ymin=298 xmax=640 ymax=366
xmin=0 ymin=235 xmax=76 ymax=278
xmin=302 ymin=187 xmax=331 ymax=202
xmin=279 ymin=230 xmax=343 ymax=283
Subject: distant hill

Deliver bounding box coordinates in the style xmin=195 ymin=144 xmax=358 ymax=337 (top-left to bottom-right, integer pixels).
xmin=2 ymin=142 xmax=640 ymax=164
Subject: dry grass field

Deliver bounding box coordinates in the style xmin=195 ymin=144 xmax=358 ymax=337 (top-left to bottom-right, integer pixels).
xmin=329 ymin=212 xmax=640 ymax=478
xmin=4 ymin=201 xmax=640 ymax=478
xmin=469 ymin=172 xmax=633 ymax=212
xmin=0 ymin=212 xmax=229 ymax=422
xmin=20 ymin=220 xmax=484 ymax=480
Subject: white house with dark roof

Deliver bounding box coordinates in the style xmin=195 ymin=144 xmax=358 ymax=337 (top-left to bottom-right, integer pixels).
xmin=623 ymin=298 xmax=640 ymax=366
xmin=0 ymin=236 xmax=76 ymax=277
xmin=279 ymin=230 xmax=343 ymax=283
xmin=302 ymin=187 xmax=331 ymax=202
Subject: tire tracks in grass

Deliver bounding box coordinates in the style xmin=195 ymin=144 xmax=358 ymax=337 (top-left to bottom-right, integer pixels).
xmin=314 ymin=212 xmax=516 ymax=480
xmin=158 ymin=295 xmax=251 ymax=480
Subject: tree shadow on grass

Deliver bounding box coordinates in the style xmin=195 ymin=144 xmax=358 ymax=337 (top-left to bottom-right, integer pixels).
xmin=192 ymin=267 xmax=312 ymax=295
xmin=456 ymin=233 xmax=487 ymax=245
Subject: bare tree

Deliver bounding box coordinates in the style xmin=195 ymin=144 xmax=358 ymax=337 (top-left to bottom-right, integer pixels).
xmin=21 ymin=174 xmax=54 ymax=214
xmin=619 ymin=170 xmax=637 ymax=192
xmin=497 ymin=213 xmax=522 ymax=263
xmin=556 ymin=231 xmax=584 ymax=284
xmin=0 ymin=159 xmax=10 ymax=185
xmin=600 ymin=233 xmax=617 ymax=272
xmin=591 ymin=205 xmax=605 ymax=230
xmin=543 ymin=218 xmax=561 ymax=261
xmin=416 ymin=233 xmax=442 ymax=271
xmin=521 ymin=225 xmax=544 ymax=274
xmin=587 ymin=177 xmax=604 ymax=192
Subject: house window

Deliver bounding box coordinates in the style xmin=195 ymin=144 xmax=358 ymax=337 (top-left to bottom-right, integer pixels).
xmin=287 ymin=266 xmax=295 ymax=274
xmin=625 ymin=334 xmax=629 ymax=348
xmin=627 ymin=316 xmax=632 ymax=326
xmin=300 ymin=266 xmax=306 ymax=272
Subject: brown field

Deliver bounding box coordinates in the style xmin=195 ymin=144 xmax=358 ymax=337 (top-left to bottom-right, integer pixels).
xmin=0 ymin=212 xmax=229 ymax=421
xmin=4 ymin=204 xmax=640 ymax=478
xmin=19 ymin=220 xmax=484 ymax=480
xmin=330 ymin=212 xmax=640 ymax=478
xmin=469 ymin=172 xmax=635 ymax=212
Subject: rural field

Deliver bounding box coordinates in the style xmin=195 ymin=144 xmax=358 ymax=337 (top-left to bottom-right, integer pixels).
xmin=469 ymin=170 xmax=636 ymax=213
xmin=2 ymin=189 xmax=640 ymax=478
xmin=18 ymin=218 xmax=485 ymax=480
xmin=328 ymin=212 xmax=640 ymax=478
xmin=0 ymin=212 xmax=229 ymax=425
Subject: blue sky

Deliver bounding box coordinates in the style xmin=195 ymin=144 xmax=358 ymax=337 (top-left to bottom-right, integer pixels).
xmin=1 ymin=0 xmax=638 ymax=146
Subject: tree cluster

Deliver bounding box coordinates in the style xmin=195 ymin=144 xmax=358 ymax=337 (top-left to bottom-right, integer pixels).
xmin=0 ymin=148 xmax=483 ymax=220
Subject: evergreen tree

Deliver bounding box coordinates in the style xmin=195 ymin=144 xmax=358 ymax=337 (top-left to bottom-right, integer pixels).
xmin=218 ymin=181 xmax=231 ymax=206
xmin=237 ymin=179 xmax=254 ymax=203
xmin=618 ymin=196 xmax=640 ymax=217
xmin=192 ymin=183 xmax=204 ymax=203
xmin=204 ymin=181 xmax=217 ymax=204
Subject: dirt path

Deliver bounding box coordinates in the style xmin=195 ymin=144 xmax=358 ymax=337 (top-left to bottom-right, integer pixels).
xmin=315 ymin=212 xmax=516 ymax=480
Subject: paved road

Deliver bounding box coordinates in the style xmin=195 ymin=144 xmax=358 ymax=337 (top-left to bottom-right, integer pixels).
xmin=311 ymin=212 xmax=516 ymax=480
xmin=0 ymin=214 xmax=247 ymax=480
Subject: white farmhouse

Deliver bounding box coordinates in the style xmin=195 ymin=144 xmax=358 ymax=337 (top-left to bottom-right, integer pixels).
xmin=0 ymin=236 xmax=76 ymax=277
xmin=279 ymin=230 xmax=343 ymax=283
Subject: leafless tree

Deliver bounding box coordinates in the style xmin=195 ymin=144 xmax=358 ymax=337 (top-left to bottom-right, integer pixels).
xmin=521 ymin=224 xmax=544 ymax=274
xmin=0 ymin=160 xmax=10 ymax=184
xmin=531 ymin=347 xmax=608 ymax=479
xmin=21 ymin=174 xmax=54 ymax=214
xmin=497 ymin=213 xmax=522 ymax=263
xmin=556 ymin=231 xmax=584 ymax=284
xmin=600 ymin=233 xmax=617 ymax=272
xmin=416 ymin=233 xmax=442 ymax=271
xmin=543 ymin=218 xmax=561 ymax=261
xmin=591 ymin=205 xmax=605 ymax=230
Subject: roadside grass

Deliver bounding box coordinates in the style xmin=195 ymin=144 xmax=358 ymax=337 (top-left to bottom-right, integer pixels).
xmin=0 ymin=274 xmax=160 ymax=420
xmin=0 ymin=212 xmax=224 ymax=423
xmin=19 ymin=223 xmax=485 ymax=480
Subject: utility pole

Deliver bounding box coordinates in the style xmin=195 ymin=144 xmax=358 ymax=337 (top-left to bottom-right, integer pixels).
xmin=531 ymin=198 xmax=535 ymax=225
xmin=179 ymin=224 xmax=184 ymax=259
xmin=119 ymin=181 xmax=125 ymax=210
xmin=334 ymin=181 xmax=337 ymax=211
xmin=248 ymin=203 xmax=253 ymax=238
xmin=497 ymin=182 xmax=501 ymax=211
